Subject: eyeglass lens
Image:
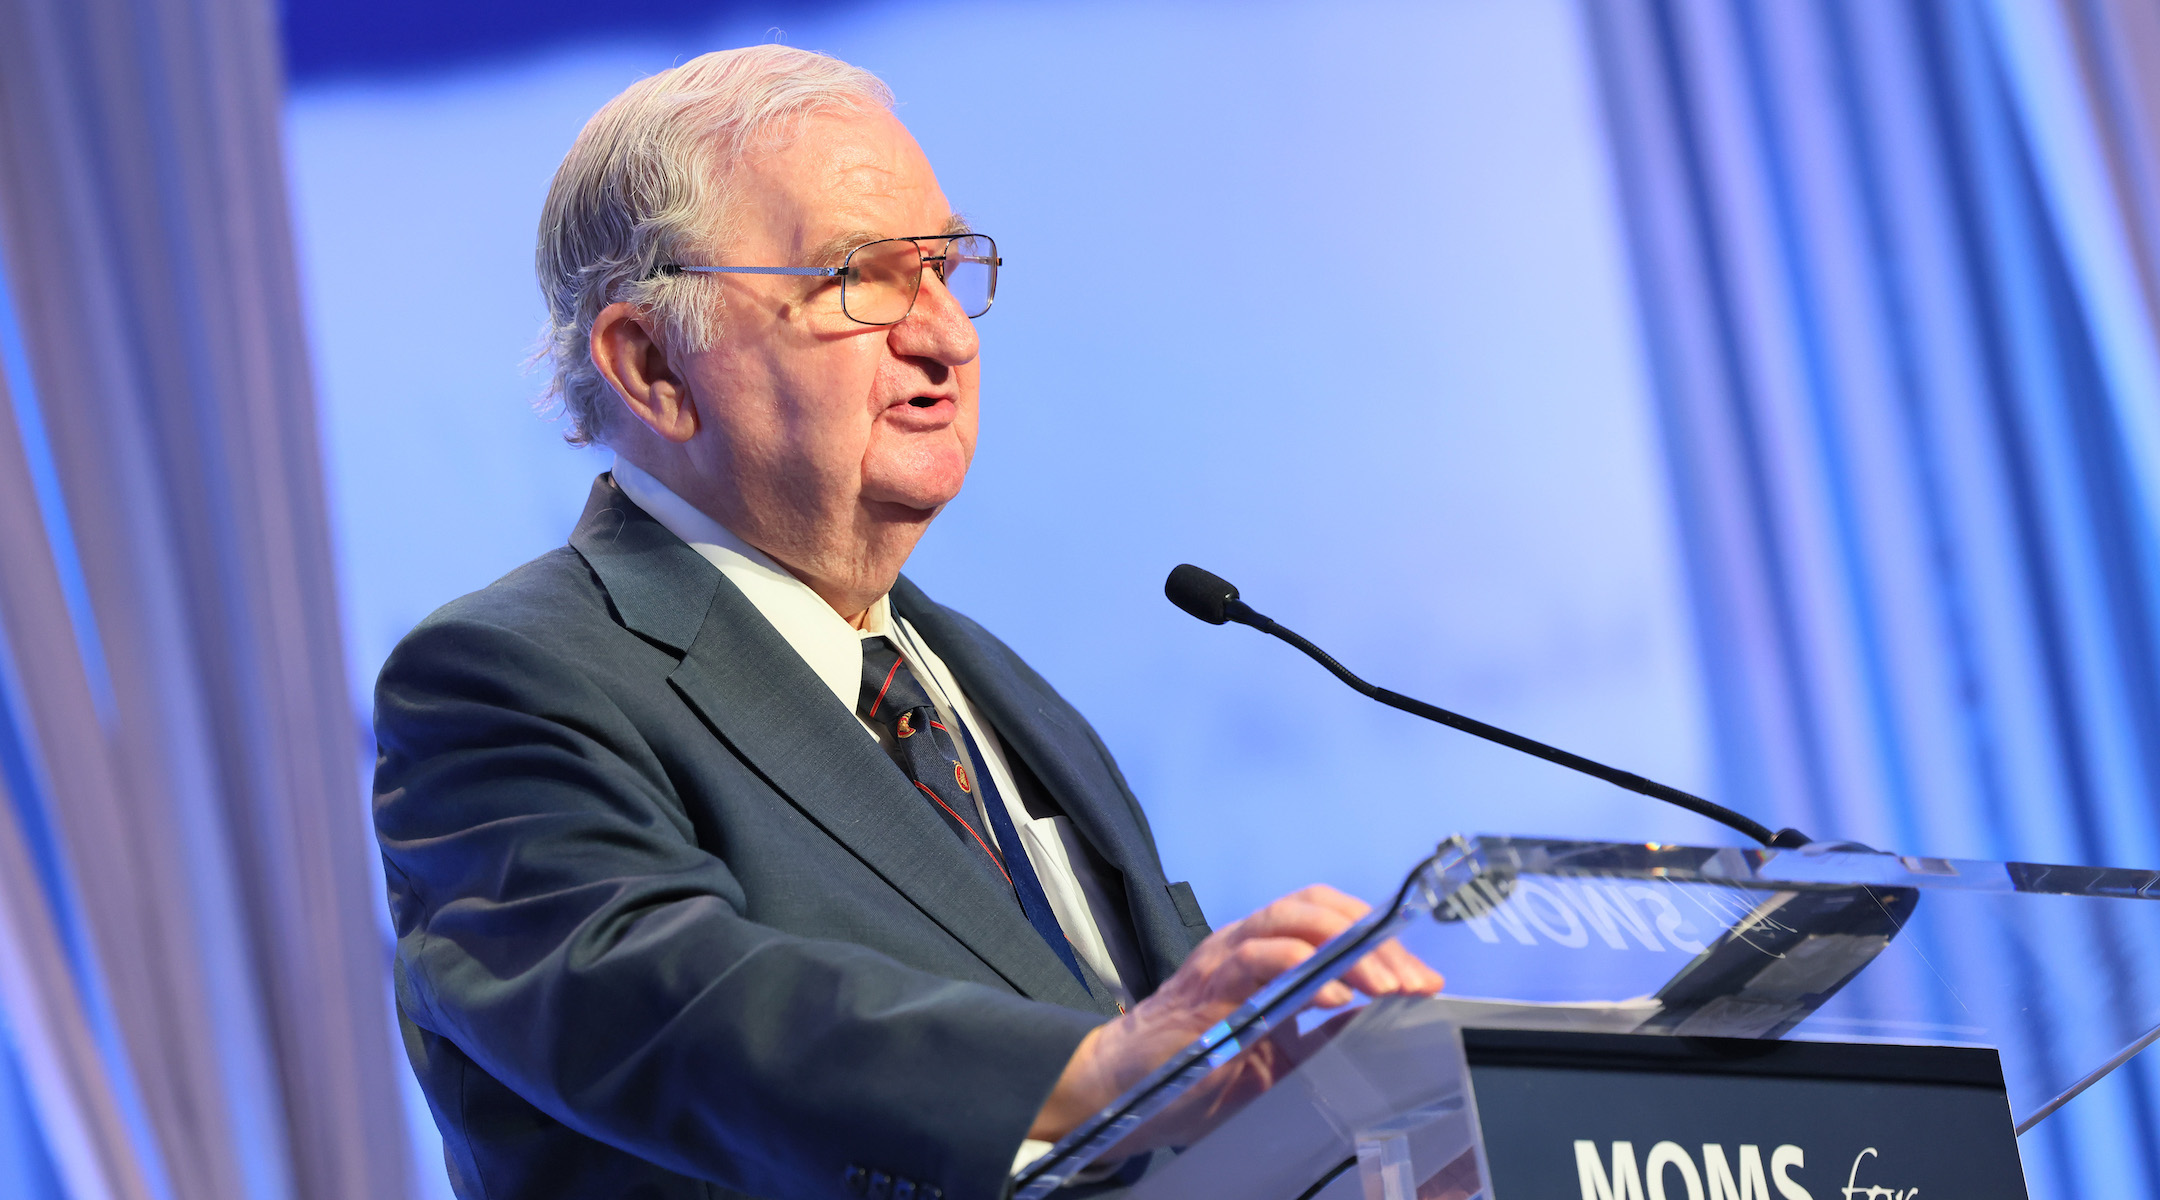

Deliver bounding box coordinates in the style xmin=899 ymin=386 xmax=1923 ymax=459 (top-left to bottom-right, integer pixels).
xmin=840 ymin=235 xmax=997 ymax=324
xmin=938 ymin=235 xmax=996 ymax=319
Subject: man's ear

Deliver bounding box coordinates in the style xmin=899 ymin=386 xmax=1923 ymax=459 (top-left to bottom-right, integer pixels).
xmin=590 ymin=301 xmax=698 ymax=444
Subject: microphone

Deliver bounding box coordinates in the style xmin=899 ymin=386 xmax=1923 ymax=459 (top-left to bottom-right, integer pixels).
xmin=1165 ymin=564 xmax=1811 ymax=849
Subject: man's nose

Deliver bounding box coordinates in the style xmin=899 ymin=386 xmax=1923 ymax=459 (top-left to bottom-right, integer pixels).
xmin=889 ymin=268 xmax=980 ymax=366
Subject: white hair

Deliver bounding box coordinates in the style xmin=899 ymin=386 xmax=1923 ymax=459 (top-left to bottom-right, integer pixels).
xmin=535 ymin=45 xmax=895 ymax=445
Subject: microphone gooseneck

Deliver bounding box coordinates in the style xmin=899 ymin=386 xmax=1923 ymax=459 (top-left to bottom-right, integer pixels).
xmin=1165 ymin=564 xmax=1811 ymax=850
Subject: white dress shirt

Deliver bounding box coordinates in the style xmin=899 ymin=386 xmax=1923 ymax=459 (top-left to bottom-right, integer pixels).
xmin=610 ymin=460 xmax=1148 ymax=1018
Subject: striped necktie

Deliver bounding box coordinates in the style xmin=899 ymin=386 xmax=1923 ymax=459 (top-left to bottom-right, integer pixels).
xmin=857 ymin=635 xmax=1087 ymax=988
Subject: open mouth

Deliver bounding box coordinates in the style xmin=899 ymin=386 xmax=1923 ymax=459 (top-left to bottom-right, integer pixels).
xmin=907 ymin=395 xmax=942 ymax=408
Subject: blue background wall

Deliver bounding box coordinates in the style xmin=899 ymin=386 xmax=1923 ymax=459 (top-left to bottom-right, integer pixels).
xmin=0 ymin=1 xmax=2148 ymax=1196
xmin=286 ymin=0 xmax=1716 ymax=934
xmin=279 ymin=2 xmax=2160 ymax=1195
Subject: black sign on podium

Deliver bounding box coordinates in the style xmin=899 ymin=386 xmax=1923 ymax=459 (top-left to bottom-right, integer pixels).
xmin=1012 ymin=836 xmax=2160 ymax=1199
xmin=1470 ymin=1030 xmax=2024 ymax=1199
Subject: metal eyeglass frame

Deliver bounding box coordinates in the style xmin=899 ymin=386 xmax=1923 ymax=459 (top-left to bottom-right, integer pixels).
xmin=656 ymin=233 xmax=999 ymax=326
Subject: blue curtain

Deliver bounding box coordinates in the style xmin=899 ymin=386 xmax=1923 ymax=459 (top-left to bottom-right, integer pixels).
xmin=0 ymin=0 xmax=414 ymax=1193
xmin=1582 ymin=0 xmax=2160 ymax=1195
xmin=0 ymin=1030 xmax=64 ymax=1200
xmin=0 ymin=213 xmax=122 ymax=1200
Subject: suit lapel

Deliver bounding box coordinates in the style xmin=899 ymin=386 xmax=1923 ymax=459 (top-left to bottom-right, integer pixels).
xmin=568 ymin=475 xmax=720 ymax=650
xmin=892 ymin=577 xmax=1197 ymax=992
xmin=569 ymin=477 xmax=1100 ymax=1011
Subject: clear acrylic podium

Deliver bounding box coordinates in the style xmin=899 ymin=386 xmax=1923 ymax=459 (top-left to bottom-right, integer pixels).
xmin=1011 ymin=835 xmax=2160 ymax=1199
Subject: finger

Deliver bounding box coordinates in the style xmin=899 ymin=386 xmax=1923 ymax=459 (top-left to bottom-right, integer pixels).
xmin=1231 ymin=896 xmax=1411 ymax=997
xmin=1314 ymin=981 xmax=1355 ymax=1008
xmin=1229 ymin=895 xmax=1364 ymax=950
xmin=1340 ymin=937 xmax=1446 ymax=997
xmin=1283 ymin=884 xmax=1375 ymax=923
xmin=1340 ymin=950 xmax=1403 ymax=996
xmin=1399 ymin=941 xmax=1446 ymax=992
xmin=1347 ymin=963 xmax=1403 ymax=995
xmin=1213 ymin=935 xmax=1320 ymax=1001
xmin=1371 ymin=939 xmax=1444 ymax=993
xmin=1222 ymin=936 xmax=1416 ymax=1008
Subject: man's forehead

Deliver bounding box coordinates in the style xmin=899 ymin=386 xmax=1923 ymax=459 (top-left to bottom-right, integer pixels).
xmin=732 ymin=107 xmax=955 ymax=252
xmin=798 ymin=215 xmax=971 ymax=263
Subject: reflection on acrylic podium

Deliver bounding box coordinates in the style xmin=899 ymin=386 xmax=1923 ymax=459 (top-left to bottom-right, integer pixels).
xmin=1014 ymin=836 xmax=2160 ymax=1200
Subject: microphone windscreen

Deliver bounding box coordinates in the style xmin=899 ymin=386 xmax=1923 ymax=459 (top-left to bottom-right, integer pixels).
xmin=1165 ymin=564 xmax=1239 ymax=625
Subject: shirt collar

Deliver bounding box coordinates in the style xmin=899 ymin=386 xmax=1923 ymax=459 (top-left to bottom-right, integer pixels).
xmin=610 ymin=457 xmax=889 ymax=711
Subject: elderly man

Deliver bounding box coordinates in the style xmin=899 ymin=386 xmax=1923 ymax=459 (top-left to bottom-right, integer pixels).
xmin=373 ymin=45 xmax=1439 ymax=1200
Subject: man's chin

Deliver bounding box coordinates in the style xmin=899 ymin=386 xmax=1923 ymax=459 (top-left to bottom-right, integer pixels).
xmin=858 ymin=468 xmax=966 ymax=522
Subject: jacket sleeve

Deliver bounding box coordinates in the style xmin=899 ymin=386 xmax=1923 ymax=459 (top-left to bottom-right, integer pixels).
xmin=373 ymin=615 xmax=1104 ymax=1200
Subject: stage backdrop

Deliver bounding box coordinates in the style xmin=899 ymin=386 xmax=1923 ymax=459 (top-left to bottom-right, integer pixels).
xmin=288 ymin=1 xmax=1707 ymax=922
xmin=287 ymin=6 xmax=1709 ymax=1182
xmin=271 ymin=0 xmax=2160 ymax=1197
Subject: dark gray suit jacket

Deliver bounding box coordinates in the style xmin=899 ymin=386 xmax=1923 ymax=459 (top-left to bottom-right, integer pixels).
xmin=374 ymin=476 xmax=1211 ymax=1200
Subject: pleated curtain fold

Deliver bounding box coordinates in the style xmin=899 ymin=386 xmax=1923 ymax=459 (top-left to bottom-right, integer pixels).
xmin=0 ymin=0 xmax=412 ymax=1196
xmin=1581 ymin=0 xmax=2160 ymax=1195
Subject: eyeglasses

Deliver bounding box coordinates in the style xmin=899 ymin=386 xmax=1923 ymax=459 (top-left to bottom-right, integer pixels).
xmin=658 ymin=233 xmax=999 ymax=325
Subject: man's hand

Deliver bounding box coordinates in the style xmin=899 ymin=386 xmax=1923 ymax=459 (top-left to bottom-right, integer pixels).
xmin=1029 ymin=884 xmax=1442 ymax=1147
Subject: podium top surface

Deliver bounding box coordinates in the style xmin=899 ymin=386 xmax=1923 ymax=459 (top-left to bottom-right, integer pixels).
xmin=1463 ymin=833 xmax=2160 ymax=900
xmin=1014 ymin=834 xmax=2160 ymax=1197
